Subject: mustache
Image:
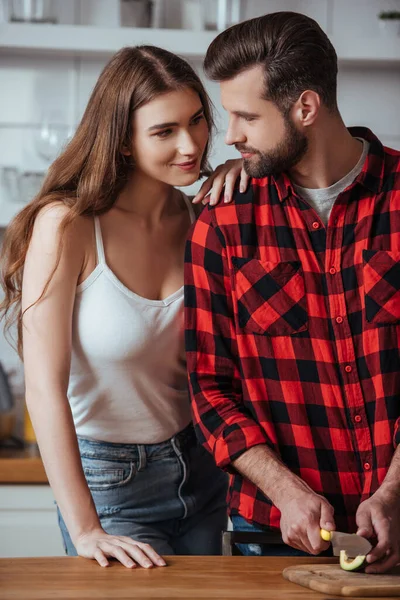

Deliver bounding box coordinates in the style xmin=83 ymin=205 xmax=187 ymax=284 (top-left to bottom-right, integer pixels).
xmin=235 ymin=145 xmax=260 ymax=154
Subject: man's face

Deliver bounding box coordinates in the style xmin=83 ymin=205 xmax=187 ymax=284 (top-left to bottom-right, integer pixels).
xmin=220 ymin=65 xmax=308 ymax=177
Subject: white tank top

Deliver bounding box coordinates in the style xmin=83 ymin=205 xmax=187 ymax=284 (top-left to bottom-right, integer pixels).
xmin=67 ymin=193 xmax=195 ymax=444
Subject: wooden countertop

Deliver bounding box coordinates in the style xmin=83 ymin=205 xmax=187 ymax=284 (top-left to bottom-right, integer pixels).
xmin=0 ymin=556 xmax=396 ymax=600
xmin=0 ymin=446 xmax=47 ymax=484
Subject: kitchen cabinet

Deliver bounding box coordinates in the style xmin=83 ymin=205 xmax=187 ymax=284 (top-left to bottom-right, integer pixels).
xmin=0 ymin=484 xmax=65 ymax=557
xmin=0 ymin=449 xmax=63 ymax=558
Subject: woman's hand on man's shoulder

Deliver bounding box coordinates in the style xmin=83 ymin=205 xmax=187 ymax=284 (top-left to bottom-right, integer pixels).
xmin=192 ymin=159 xmax=250 ymax=207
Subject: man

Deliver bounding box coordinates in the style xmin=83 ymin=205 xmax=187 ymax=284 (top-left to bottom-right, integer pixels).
xmin=184 ymin=12 xmax=400 ymax=574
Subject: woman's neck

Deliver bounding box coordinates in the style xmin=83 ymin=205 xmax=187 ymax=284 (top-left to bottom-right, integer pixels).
xmin=115 ymin=171 xmax=181 ymax=225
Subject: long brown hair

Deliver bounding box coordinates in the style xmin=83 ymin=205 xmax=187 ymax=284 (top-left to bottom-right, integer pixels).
xmin=0 ymin=45 xmax=214 ymax=357
xmin=204 ymin=11 xmax=338 ymax=113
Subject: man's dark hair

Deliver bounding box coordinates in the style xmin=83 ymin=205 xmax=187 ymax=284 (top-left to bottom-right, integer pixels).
xmin=204 ymin=11 xmax=338 ymax=113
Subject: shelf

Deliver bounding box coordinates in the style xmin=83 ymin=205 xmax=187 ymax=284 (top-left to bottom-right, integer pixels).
xmin=0 ymin=23 xmax=399 ymax=63
xmin=0 ymin=22 xmax=216 ymax=59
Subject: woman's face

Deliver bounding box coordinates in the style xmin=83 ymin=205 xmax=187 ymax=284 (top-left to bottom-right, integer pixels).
xmin=129 ymin=87 xmax=209 ymax=187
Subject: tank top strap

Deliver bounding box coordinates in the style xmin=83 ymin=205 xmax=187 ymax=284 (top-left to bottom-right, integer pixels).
xmin=94 ymin=216 xmax=106 ymax=265
xmin=94 ymin=195 xmax=192 ymax=266
xmin=180 ymin=191 xmax=196 ymax=224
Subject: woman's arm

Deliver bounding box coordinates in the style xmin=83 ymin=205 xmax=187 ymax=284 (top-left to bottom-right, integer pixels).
xmin=22 ymin=204 xmax=165 ymax=569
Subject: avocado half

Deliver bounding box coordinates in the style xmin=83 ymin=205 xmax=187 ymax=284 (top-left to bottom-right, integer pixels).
xmin=339 ymin=550 xmax=366 ymax=571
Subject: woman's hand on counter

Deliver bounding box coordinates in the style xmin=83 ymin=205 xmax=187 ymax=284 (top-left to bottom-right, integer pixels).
xmin=75 ymin=528 xmax=167 ymax=568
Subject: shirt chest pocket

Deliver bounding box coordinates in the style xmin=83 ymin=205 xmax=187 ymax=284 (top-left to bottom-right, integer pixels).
xmin=231 ymin=257 xmax=308 ymax=336
xmin=363 ymin=249 xmax=400 ymax=324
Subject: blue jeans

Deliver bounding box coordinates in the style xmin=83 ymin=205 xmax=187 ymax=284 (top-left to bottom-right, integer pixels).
xmin=231 ymin=515 xmax=333 ymax=557
xmin=57 ymin=424 xmax=228 ymax=556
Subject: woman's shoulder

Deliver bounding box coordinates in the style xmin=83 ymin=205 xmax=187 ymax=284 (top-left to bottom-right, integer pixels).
xmin=35 ymin=201 xmax=81 ymax=227
xmin=32 ymin=201 xmax=93 ymax=253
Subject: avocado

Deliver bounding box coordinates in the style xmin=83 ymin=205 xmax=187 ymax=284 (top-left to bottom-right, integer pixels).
xmin=339 ymin=550 xmax=366 ymax=571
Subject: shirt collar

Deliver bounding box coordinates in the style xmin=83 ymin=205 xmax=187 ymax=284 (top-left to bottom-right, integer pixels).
xmin=347 ymin=126 xmax=385 ymax=194
xmin=272 ymin=126 xmax=385 ymax=202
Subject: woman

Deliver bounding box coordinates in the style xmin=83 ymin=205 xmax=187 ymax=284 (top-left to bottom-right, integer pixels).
xmin=0 ymin=46 xmax=247 ymax=568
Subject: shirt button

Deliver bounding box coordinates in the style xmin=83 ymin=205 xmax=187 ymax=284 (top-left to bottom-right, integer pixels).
xmin=329 ymin=267 xmax=337 ymax=275
xmin=364 ymin=462 xmax=371 ymax=471
xmin=345 ymin=365 xmax=352 ymax=373
xmin=354 ymin=415 xmax=362 ymax=423
xmin=312 ymin=221 xmax=320 ymax=229
xmin=336 ymin=316 xmax=343 ymax=324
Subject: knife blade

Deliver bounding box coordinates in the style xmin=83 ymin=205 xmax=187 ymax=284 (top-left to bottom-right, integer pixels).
xmin=321 ymin=530 xmax=373 ymax=558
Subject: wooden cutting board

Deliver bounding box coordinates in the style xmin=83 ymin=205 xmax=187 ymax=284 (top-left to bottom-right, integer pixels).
xmin=283 ymin=563 xmax=400 ymax=597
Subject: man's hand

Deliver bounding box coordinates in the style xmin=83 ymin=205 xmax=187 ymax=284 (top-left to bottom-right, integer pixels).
xmin=278 ymin=487 xmax=335 ymax=555
xmin=232 ymin=444 xmax=335 ymax=556
xmin=356 ymin=489 xmax=400 ymax=573
xmin=192 ymin=159 xmax=249 ymax=206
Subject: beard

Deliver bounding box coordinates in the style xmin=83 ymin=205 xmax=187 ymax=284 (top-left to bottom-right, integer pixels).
xmin=237 ymin=115 xmax=308 ymax=178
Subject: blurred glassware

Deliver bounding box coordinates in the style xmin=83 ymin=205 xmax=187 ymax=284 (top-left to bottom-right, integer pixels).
xmin=1 ymin=166 xmax=45 ymax=203
xmin=150 ymin=0 xmax=164 ymax=28
xmin=34 ymin=116 xmax=63 ymax=164
xmin=80 ymin=0 xmax=121 ymax=27
xmin=18 ymin=170 xmax=45 ymax=200
xmin=181 ymin=0 xmax=203 ymax=31
xmin=203 ymin=0 xmax=241 ymax=31
xmin=120 ymin=0 xmax=153 ymax=27
xmin=1 ymin=166 xmax=20 ymax=202
xmin=0 ymin=0 xmax=10 ymax=23
xmin=8 ymin=0 xmax=58 ymax=23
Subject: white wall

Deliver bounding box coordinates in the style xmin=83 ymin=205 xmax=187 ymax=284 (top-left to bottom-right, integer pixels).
xmin=1 ymin=0 xmax=400 ymax=376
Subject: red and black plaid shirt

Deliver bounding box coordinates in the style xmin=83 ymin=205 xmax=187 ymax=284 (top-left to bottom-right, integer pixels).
xmin=185 ymin=128 xmax=400 ymax=533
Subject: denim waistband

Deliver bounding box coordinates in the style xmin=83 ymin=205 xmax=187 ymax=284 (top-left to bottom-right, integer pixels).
xmin=77 ymin=422 xmax=198 ymax=462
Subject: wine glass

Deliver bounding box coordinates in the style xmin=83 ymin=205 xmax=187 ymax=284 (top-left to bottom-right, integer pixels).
xmin=34 ymin=117 xmax=63 ymax=165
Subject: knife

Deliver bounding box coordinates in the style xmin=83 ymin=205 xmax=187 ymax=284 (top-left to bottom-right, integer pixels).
xmin=320 ymin=529 xmax=373 ymax=557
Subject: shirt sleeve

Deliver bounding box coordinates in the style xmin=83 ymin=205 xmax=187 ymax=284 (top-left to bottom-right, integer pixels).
xmin=184 ymin=205 xmax=269 ymax=470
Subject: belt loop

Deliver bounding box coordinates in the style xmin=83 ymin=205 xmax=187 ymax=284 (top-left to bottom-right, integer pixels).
xmin=137 ymin=444 xmax=147 ymax=471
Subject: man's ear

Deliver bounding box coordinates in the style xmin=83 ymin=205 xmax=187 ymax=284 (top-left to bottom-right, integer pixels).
xmin=292 ymin=90 xmax=321 ymax=127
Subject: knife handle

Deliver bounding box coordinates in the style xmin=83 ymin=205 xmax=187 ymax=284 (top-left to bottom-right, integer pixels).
xmin=320 ymin=529 xmax=332 ymax=542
